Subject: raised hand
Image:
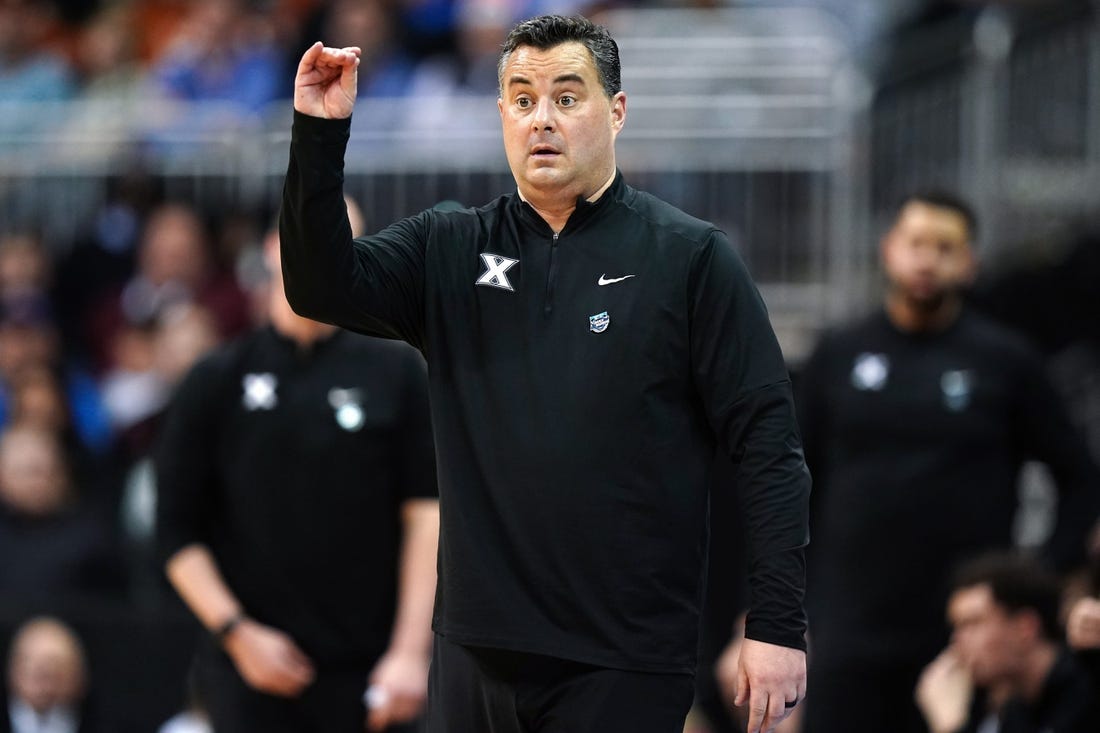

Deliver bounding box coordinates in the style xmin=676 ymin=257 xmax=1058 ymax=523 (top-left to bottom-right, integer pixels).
xmin=294 ymin=42 xmax=361 ymax=120
xmin=223 ymin=618 xmax=316 ymax=697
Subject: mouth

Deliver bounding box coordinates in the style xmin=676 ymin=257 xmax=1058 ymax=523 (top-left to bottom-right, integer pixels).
xmin=530 ymin=145 xmax=561 ymax=158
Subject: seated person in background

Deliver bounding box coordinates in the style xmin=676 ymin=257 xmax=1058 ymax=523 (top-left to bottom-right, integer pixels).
xmin=916 ymin=552 xmax=1100 ymax=733
xmin=3 ymin=616 xmax=95 ymax=733
xmin=0 ymin=425 xmax=125 ymax=600
xmin=1065 ymin=552 xmax=1100 ymax=691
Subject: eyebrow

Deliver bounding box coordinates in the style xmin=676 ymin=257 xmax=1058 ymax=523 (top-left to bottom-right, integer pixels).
xmin=506 ymin=73 xmax=587 ymax=88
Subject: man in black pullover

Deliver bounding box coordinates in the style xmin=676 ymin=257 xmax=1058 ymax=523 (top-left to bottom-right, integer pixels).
xmin=796 ymin=192 xmax=1100 ymax=733
xmin=280 ymin=15 xmax=811 ymax=733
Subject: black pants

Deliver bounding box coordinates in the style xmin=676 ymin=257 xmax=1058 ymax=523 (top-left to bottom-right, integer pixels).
xmin=425 ymin=635 xmax=694 ymax=733
xmin=196 ymin=644 xmax=419 ymax=733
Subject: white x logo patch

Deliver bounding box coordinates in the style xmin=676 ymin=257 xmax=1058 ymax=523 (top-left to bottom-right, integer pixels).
xmin=475 ymin=253 xmax=519 ymax=292
xmin=242 ymin=372 xmax=278 ymax=410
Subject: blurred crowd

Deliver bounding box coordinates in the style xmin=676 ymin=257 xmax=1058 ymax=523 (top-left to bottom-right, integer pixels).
xmin=0 ymin=0 xmax=612 ymax=114
xmin=0 ymin=1 xmax=1099 ymax=732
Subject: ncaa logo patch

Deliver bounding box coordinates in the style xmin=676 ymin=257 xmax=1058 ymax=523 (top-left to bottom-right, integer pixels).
xmin=589 ymin=311 xmax=610 ymax=333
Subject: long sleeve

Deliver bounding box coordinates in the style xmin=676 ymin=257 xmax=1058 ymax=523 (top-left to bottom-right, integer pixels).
xmin=154 ymin=356 xmax=224 ymax=567
xmin=279 ymin=111 xmax=429 ymax=349
xmin=689 ymin=231 xmax=811 ymax=651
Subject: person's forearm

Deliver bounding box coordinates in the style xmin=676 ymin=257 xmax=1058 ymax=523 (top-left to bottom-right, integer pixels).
xmin=386 ymin=499 xmax=440 ymax=656
xmin=166 ymin=543 xmax=245 ymax=633
xmin=279 ymin=112 xmax=357 ymax=326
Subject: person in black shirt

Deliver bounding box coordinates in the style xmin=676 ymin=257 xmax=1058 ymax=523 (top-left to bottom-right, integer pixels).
xmin=796 ymin=192 xmax=1100 ymax=733
xmin=916 ymin=552 xmax=1100 ymax=733
xmin=280 ymin=13 xmax=811 ymax=733
xmin=155 ymin=224 xmax=439 ymax=733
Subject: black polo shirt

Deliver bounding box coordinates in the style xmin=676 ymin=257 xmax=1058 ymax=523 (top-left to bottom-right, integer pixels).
xmin=155 ymin=327 xmax=437 ymax=669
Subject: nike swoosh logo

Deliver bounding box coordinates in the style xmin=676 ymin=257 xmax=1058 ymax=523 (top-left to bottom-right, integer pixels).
xmin=598 ymin=274 xmax=636 ymax=286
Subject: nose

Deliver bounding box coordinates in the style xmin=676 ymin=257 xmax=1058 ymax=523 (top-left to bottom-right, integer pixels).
xmin=532 ymin=97 xmax=555 ymax=131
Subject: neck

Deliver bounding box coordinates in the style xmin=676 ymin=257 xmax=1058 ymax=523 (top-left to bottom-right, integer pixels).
xmin=520 ymin=170 xmax=616 ymax=234
xmin=884 ymin=290 xmax=962 ymax=333
xmin=270 ymin=288 xmax=336 ymax=346
xmin=1015 ymin=642 xmax=1058 ymax=703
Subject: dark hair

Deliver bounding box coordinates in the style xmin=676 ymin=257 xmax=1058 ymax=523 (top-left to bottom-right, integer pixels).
xmin=498 ymin=15 xmax=621 ymax=99
xmin=899 ymin=190 xmax=979 ymax=243
xmin=951 ymin=552 xmax=1062 ymax=642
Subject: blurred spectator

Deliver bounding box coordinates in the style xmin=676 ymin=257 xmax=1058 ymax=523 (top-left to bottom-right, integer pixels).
xmin=915 ymin=552 xmax=1100 ymax=733
xmin=100 ymin=302 xmax=220 ymax=461
xmin=61 ymin=1 xmax=158 ymax=157
xmin=132 ymin=0 xmax=191 ymax=65
xmin=791 ymin=191 xmax=1100 ymax=733
xmin=150 ymin=0 xmax=283 ymax=114
xmin=0 ymin=425 xmax=124 ymax=601
xmin=53 ymin=170 xmax=160 ymax=362
xmin=3 ymin=616 xmax=97 ymax=733
xmin=0 ymin=0 xmax=74 ymax=104
xmin=72 ymin=3 xmax=144 ymax=97
xmin=0 ymin=297 xmax=114 ymax=460
xmin=85 ymin=201 xmax=248 ymax=375
xmin=0 ymin=234 xmax=51 ymax=305
xmin=6 ymin=365 xmax=120 ymax=511
xmin=301 ymin=0 xmax=418 ymax=98
xmin=413 ymin=0 xmax=516 ymax=96
xmin=397 ymin=0 xmax=458 ymax=59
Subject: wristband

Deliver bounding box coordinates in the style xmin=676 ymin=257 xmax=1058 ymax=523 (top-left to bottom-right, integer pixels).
xmin=213 ymin=612 xmax=246 ymax=642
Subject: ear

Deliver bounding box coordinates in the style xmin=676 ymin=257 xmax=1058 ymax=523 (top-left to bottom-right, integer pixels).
xmin=610 ymin=91 xmax=626 ymax=135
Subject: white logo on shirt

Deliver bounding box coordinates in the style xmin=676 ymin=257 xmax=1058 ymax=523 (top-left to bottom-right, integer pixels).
xmin=851 ymin=353 xmax=889 ymax=391
xmin=941 ymin=369 xmax=974 ymax=412
xmin=328 ymin=387 xmax=365 ymax=431
xmin=242 ymin=373 xmax=278 ymax=410
xmin=598 ymin=274 xmax=636 ymax=286
xmin=476 ymin=253 xmax=519 ymax=291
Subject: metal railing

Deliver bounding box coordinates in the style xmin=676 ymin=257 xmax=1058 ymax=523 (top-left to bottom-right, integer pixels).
xmin=0 ymin=6 xmax=869 ymax=362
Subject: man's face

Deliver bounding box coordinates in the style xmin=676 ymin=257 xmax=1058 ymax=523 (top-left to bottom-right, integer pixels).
xmin=881 ymin=201 xmax=975 ymax=310
xmin=948 ymin=584 xmax=1028 ymax=687
xmin=9 ymin=622 xmax=86 ymax=713
xmin=498 ymin=41 xmax=626 ymax=204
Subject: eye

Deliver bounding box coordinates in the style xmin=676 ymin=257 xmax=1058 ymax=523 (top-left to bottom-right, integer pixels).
xmin=558 ymin=95 xmax=577 ymax=107
xmin=516 ymin=96 xmax=532 ymax=109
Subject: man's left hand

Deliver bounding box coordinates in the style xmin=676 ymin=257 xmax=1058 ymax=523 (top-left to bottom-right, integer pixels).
xmin=364 ymin=649 xmax=430 ymax=731
xmin=733 ymin=638 xmax=806 ymax=733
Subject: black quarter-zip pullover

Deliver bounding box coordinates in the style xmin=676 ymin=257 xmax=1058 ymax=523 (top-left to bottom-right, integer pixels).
xmin=280 ymin=112 xmax=810 ymax=673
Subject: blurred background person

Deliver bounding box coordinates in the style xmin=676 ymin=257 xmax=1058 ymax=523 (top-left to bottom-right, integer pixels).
xmin=0 ymin=0 xmax=73 ymax=109
xmin=155 ymin=204 xmax=439 ymax=732
xmin=0 ymin=424 xmax=125 ymax=603
xmin=916 ymin=552 xmax=1100 ymax=733
xmin=150 ymin=0 xmax=283 ymax=115
xmin=2 ymin=616 xmax=98 ymax=733
xmin=791 ymin=191 xmax=1100 ymax=733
